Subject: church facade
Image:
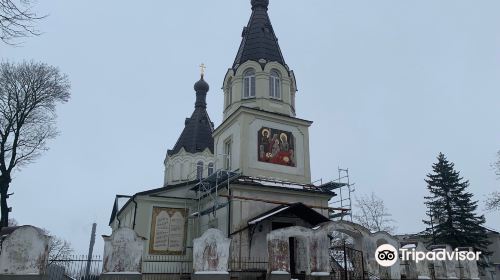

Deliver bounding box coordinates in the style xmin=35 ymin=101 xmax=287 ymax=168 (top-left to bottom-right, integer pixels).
xmin=108 ymin=0 xmax=337 ymax=275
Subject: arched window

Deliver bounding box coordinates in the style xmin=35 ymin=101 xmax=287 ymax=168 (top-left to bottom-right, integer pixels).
xmin=196 ymin=161 xmax=203 ymax=180
xmin=166 ymin=165 xmax=172 ymax=182
xmin=225 ymin=79 xmax=232 ymax=108
xmin=224 ymin=139 xmax=232 ymax=170
xmin=179 ymin=162 xmax=184 ymax=180
xmin=208 ymin=163 xmax=214 ymax=176
xmin=243 ymin=69 xmax=256 ymax=98
xmin=269 ymin=70 xmax=281 ymax=99
xmin=173 ymin=164 xmax=179 ymax=181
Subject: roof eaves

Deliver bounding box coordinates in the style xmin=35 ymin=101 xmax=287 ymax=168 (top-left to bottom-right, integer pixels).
xmin=235 ymin=179 xmax=334 ymax=196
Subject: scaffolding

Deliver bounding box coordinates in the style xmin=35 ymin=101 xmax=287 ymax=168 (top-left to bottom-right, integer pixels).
xmin=187 ymin=163 xmax=353 ymax=237
xmin=189 ymin=168 xmax=241 ymax=218
xmin=188 ymin=165 xmax=340 ymax=220
xmin=323 ymin=168 xmax=355 ymax=221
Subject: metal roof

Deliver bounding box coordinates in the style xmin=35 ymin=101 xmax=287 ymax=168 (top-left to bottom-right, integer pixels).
xmin=233 ymin=0 xmax=286 ymax=69
xmin=247 ymin=203 xmax=330 ymax=226
xmin=167 ymin=76 xmax=214 ymax=156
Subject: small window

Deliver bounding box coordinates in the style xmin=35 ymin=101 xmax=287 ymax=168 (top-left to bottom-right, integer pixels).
xmin=291 ymin=91 xmax=296 ymax=109
xmin=179 ymin=162 xmax=184 ymax=180
xmin=196 ymin=161 xmax=203 ymax=180
xmin=208 ymin=163 xmax=214 ymax=176
xmin=243 ymin=69 xmax=256 ymax=98
xmin=167 ymin=166 xmax=172 ymax=182
xmin=225 ymin=80 xmax=232 ymax=108
xmin=224 ymin=139 xmax=232 ymax=170
xmin=173 ymin=164 xmax=180 ymax=181
xmin=269 ymin=70 xmax=281 ymax=99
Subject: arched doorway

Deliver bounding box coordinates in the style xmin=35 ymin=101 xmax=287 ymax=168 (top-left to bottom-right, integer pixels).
xmin=266 ymin=220 xmax=401 ymax=279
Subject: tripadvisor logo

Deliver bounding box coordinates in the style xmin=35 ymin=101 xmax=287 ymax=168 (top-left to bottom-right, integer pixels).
xmin=375 ymin=244 xmax=398 ymax=267
xmin=375 ymin=244 xmax=482 ymax=267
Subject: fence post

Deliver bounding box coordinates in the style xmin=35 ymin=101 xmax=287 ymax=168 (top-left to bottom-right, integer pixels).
xmin=85 ymin=223 xmax=97 ymax=277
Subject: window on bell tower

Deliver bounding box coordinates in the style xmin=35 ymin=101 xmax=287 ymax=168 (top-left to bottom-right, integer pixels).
xmin=243 ymin=69 xmax=256 ymax=99
xmin=224 ymin=138 xmax=232 ymax=170
xmin=208 ymin=162 xmax=214 ymax=176
xmin=196 ymin=161 xmax=203 ymax=180
xmin=225 ymin=79 xmax=232 ymax=108
xmin=269 ymin=70 xmax=281 ymax=99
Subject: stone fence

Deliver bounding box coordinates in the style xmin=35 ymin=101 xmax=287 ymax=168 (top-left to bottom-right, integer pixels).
xmin=0 ymin=223 xmax=483 ymax=280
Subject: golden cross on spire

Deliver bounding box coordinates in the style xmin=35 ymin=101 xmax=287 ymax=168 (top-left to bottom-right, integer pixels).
xmin=199 ymin=63 xmax=206 ymax=77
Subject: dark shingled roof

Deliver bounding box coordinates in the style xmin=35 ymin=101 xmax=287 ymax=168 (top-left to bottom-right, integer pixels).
xmin=167 ymin=76 xmax=214 ymax=156
xmin=248 ymin=203 xmax=330 ymax=227
xmin=233 ymin=0 xmax=286 ymax=69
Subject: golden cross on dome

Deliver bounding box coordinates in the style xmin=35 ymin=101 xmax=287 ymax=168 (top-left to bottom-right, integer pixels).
xmin=200 ymin=63 xmax=206 ymax=77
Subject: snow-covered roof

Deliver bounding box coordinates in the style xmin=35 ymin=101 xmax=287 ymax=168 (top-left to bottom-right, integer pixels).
xmin=236 ymin=176 xmax=335 ymax=195
xmin=248 ymin=206 xmax=290 ymax=225
xmin=247 ymin=203 xmax=329 ymax=226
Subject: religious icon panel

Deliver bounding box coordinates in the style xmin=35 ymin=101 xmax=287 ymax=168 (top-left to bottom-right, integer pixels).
xmin=258 ymin=127 xmax=295 ymax=167
xmin=149 ymin=207 xmax=188 ymax=255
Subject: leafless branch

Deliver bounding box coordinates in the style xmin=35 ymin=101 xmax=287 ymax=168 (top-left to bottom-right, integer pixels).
xmin=0 ymin=61 xmax=70 ymax=173
xmin=41 ymin=228 xmax=74 ymax=264
xmin=0 ymin=0 xmax=46 ymax=45
xmin=353 ymin=192 xmax=396 ymax=233
xmin=485 ymin=191 xmax=500 ymax=212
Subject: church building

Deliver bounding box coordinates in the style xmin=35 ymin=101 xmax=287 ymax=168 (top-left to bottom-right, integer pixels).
xmin=108 ymin=0 xmax=337 ymax=275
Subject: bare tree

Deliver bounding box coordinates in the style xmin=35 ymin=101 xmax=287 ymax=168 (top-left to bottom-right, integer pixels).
xmin=485 ymin=151 xmax=500 ymax=211
xmin=0 ymin=61 xmax=70 ymax=228
xmin=486 ymin=191 xmax=500 ymax=211
xmin=43 ymin=229 xmax=73 ymax=263
xmin=353 ymin=192 xmax=396 ymax=233
xmin=0 ymin=0 xmax=45 ymax=44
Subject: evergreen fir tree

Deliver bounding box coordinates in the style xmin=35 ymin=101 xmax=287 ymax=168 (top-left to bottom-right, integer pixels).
xmin=423 ymin=153 xmax=490 ymax=254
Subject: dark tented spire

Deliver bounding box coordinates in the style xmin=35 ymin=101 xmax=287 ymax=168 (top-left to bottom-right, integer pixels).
xmin=233 ymin=0 xmax=286 ymax=69
xmin=167 ymin=75 xmax=214 ymax=156
xmin=251 ymin=0 xmax=269 ymax=9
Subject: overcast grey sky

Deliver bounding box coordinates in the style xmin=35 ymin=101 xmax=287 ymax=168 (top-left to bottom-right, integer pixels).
xmin=1 ymin=0 xmax=499 ymax=254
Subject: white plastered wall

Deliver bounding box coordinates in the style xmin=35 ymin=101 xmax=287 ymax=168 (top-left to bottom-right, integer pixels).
xmin=222 ymin=60 xmax=297 ymax=120
xmin=164 ymin=148 xmax=215 ymax=186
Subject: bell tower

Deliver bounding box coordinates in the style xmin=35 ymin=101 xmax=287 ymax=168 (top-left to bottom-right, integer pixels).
xmin=222 ymin=0 xmax=297 ymax=120
xmin=214 ymin=0 xmax=312 ymax=184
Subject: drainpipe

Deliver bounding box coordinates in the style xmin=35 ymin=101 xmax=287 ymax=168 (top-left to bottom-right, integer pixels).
xmin=116 ymin=198 xmax=122 ymax=228
xmin=117 ymin=215 xmax=121 ymax=228
xmin=227 ymin=189 xmax=231 ymax=238
xmin=132 ymin=195 xmax=138 ymax=230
